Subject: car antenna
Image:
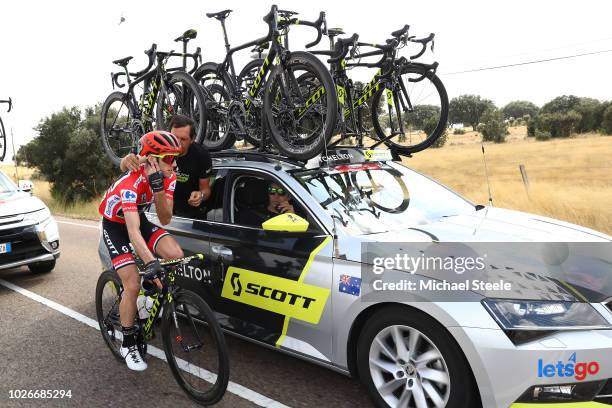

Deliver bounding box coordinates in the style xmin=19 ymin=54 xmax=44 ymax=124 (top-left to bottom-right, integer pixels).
xmin=481 ymin=142 xmax=493 ymax=207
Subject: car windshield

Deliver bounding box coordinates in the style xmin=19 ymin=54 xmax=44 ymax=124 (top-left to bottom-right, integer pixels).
xmin=0 ymin=171 xmax=19 ymax=194
xmin=294 ymin=162 xmax=475 ymax=235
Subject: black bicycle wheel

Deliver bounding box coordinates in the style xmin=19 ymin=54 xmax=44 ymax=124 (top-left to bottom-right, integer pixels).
xmin=236 ymin=59 xmax=265 ymax=147
xmin=200 ymin=83 xmax=235 ymax=151
xmin=162 ymin=289 xmax=229 ymax=406
xmin=100 ymin=92 xmax=140 ymax=167
xmin=156 ymin=71 xmax=207 ymax=145
xmin=95 ymin=269 xmax=124 ymax=361
xmin=265 ymin=51 xmax=338 ymax=161
xmin=349 ymin=168 xmax=410 ymax=214
xmin=371 ymin=67 xmax=448 ymax=155
xmin=237 ymin=58 xmax=264 ymax=92
xmin=0 ymin=116 xmax=6 ymax=162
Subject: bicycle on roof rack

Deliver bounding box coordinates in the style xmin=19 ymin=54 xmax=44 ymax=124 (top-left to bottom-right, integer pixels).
xmin=308 ymin=24 xmax=449 ymax=155
xmin=195 ymin=5 xmax=338 ymax=161
xmin=0 ymin=97 xmax=12 ymax=162
xmin=100 ymin=43 xmax=206 ymax=166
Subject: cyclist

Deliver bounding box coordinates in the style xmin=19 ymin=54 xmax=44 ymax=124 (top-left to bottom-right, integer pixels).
xmin=120 ymin=115 xmax=212 ymax=219
xmin=99 ymin=130 xmax=184 ymax=371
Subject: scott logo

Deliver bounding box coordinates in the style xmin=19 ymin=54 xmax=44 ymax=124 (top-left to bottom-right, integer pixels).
xmin=231 ymin=273 xmax=242 ymax=296
xmin=538 ymin=353 xmax=600 ymax=381
xmin=222 ymin=267 xmax=330 ymax=324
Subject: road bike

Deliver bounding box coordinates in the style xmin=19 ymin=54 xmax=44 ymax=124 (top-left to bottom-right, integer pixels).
xmin=95 ymin=253 xmax=229 ymax=405
xmin=0 ymin=97 xmax=12 ymax=162
xmin=310 ymin=25 xmax=449 ymax=155
xmin=195 ymin=5 xmax=338 ymax=161
xmin=100 ymin=44 xmax=206 ymax=166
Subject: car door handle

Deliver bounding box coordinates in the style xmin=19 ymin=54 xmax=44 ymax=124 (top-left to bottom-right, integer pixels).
xmin=211 ymin=245 xmax=233 ymax=259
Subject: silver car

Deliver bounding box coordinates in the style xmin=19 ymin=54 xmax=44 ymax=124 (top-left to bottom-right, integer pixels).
xmin=123 ymin=149 xmax=611 ymax=407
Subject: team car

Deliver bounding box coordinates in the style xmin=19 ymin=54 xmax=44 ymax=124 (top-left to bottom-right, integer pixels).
xmin=0 ymin=169 xmax=60 ymax=273
xmin=136 ymin=148 xmax=612 ymax=408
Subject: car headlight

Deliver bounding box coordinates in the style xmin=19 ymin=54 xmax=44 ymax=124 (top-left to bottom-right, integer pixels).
xmin=482 ymin=298 xmax=611 ymax=331
xmin=23 ymin=208 xmax=52 ymax=225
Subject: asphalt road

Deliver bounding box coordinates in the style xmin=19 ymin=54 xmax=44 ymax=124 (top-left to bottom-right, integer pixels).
xmin=0 ymin=216 xmax=373 ymax=408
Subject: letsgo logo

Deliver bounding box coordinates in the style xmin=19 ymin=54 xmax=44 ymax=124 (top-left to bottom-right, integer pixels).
xmin=537 ymin=353 xmax=600 ymax=381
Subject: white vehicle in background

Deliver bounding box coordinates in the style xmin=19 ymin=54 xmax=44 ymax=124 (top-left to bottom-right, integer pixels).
xmin=0 ymin=169 xmax=60 ymax=273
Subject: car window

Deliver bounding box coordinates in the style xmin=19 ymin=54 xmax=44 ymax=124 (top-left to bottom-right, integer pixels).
xmin=294 ymin=162 xmax=475 ymax=235
xmin=0 ymin=171 xmax=18 ymax=194
xmin=202 ymin=169 xmax=227 ymax=222
xmin=231 ymin=173 xmax=316 ymax=231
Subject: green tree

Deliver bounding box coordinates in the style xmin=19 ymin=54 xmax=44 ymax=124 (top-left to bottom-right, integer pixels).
xmin=478 ymin=108 xmax=507 ymax=143
xmin=538 ymin=111 xmax=582 ymax=138
xmin=16 ymin=106 xmax=117 ymax=203
xmin=574 ymin=98 xmax=602 ymax=133
xmin=541 ymin=95 xmax=581 ymax=114
xmin=404 ymin=105 xmax=441 ymax=130
xmin=602 ymin=104 xmax=612 ymax=135
xmin=423 ymin=117 xmax=448 ymax=148
xmin=449 ymin=95 xmax=496 ymax=130
xmin=501 ymin=100 xmax=539 ymax=121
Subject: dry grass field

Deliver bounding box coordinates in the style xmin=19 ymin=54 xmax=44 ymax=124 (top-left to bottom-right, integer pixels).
xmin=3 ymin=126 xmax=612 ymax=235
xmin=406 ymin=126 xmax=612 ymax=235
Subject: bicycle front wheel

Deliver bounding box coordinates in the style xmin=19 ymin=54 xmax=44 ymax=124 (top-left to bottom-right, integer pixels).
xmin=265 ymin=51 xmax=338 ymax=161
xmin=162 ymin=289 xmax=229 ymax=406
xmin=100 ymin=92 xmax=140 ymax=166
xmin=371 ymin=67 xmax=448 ymax=155
xmin=157 ymin=71 xmax=208 ymax=145
xmin=0 ymin=116 xmax=6 ymax=162
xmin=95 ymin=269 xmax=124 ymax=361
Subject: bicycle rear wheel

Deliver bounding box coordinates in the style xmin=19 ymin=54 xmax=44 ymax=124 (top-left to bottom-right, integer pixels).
xmin=265 ymin=51 xmax=338 ymax=161
xmin=100 ymin=91 xmax=141 ymax=167
xmin=95 ymin=269 xmax=124 ymax=361
xmin=200 ymin=83 xmax=235 ymax=151
xmin=371 ymin=66 xmax=448 ymax=155
xmin=162 ymin=289 xmax=229 ymax=406
xmin=0 ymin=117 xmax=6 ymax=162
xmin=156 ymin=71 xmax=207 ymax=145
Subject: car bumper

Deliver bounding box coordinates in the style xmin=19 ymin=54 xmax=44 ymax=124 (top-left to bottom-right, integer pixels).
xmin=449 ymin=326 xmax=612 ymax=407
xmin=0 ymin=218 xmax=60 ymax=270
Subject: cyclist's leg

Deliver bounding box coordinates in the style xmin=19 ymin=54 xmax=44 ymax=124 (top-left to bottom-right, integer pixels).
xmin=140 ymin=214 xmax=184 ymax=259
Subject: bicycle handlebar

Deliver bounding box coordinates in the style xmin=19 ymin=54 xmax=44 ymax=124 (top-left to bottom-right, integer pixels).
xmin=408 ymin=33 xmax=435 ymax=59
xmin=111 ymin=44 xmax=158 ymax=89
xmin=328 ymin=33 xmax=359 ymax=63
xmin=0 ymin=97 xmax=12 ymax=112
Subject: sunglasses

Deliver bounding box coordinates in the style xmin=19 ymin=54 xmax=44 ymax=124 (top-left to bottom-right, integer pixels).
xmin=150 ymin=153 xmax=178 ymax=165
xmin=268 ymin=186 xmax=287 ymax=196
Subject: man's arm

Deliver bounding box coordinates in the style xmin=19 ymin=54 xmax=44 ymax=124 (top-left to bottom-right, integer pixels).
xmin=119 ymin=154 xmax=142 ymax=172
xmin=124 ymin=211 xmax=155 ymax=264
xmin=187 ymin=177 xmax=211 ymax=207
xmin=154 ymin=191 xmax=173 ymax=225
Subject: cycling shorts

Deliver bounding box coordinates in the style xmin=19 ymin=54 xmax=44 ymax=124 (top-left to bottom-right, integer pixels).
xmin=101 ymin=215 xmax=169 ymax=270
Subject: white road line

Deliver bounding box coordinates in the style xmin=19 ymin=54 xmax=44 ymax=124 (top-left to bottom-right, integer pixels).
xmin=0 ymin=279 xmax=290 ymax=408
xmin=56 ymin=220 xmax=100 ymax=230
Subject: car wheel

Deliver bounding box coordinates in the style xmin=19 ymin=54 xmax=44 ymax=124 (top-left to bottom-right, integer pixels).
xmin=28 ymin=259 xmax=56 ymax=274
xmin=357 ymin=306 xmax=479 ymax=408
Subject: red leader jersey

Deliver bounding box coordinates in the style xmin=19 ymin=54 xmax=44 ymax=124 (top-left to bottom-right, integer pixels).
xmin=99 ymin=167 xmax=176 ymax=223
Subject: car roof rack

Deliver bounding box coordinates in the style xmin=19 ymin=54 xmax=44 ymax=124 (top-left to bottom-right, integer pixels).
xmin=210 ymin=149 xmax=306 ymax=168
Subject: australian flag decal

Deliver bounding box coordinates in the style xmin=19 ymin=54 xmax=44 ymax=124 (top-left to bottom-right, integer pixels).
xmin=339 ymin=274 xmax=361 ymax=296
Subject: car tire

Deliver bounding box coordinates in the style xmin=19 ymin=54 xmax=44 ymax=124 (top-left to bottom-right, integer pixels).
xmin=28 ymin=259 xmax=56 ymax=274
xmin=357 ymin=306 xmax=479 ymax=408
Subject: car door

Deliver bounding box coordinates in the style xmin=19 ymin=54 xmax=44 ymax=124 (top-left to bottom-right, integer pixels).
xmin=206 ymin=169 xmax=335 ymax=361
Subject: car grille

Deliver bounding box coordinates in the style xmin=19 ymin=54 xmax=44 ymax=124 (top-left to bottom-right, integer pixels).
xmin=0 ymin=226 xmax=47 ymax=265
xmin=0 ymin=214 xmax=25 ymax=228
xmin=595 ymin=378 xmax=612 ymax=404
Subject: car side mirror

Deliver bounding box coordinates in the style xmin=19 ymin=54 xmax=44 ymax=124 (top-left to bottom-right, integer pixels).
xmin=262 ymin=213 xmax=309 ymax=232
xmin=18 ymin=180 xmax=33 ymax=195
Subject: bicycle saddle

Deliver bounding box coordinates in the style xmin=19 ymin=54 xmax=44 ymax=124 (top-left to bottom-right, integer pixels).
xmin=112 ymin=56 xmax=133 ymax=67
xmin=327 ymin=28 xmax=345 ymax=38
xmin=391 ymin=24 xmax=409 ymax=38
xmin=174 ymin=29 xmax=197 ymax=42
xmin=250 ymin=42 xmax=270 ymax=54
xmin=206 ymin=9 xmax=232 ymax=20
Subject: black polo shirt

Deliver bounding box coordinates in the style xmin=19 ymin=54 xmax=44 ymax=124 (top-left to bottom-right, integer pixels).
xmin=173 ymin=143 xmax=212 ymax=217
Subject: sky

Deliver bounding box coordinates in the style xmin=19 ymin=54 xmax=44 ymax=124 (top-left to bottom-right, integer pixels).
xmin=1 ymin=0 xmax=611 ymax=160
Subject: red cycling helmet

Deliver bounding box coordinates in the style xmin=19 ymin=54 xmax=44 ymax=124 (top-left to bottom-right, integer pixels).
xmin=138 ymin=130 xmax=181 ymax=156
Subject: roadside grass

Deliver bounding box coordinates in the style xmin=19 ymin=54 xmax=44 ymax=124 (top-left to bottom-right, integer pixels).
xmin=406 ymin=127 xmax=612 ymax=235
xmin=4 ymin=127 xmax=612 ymax=234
